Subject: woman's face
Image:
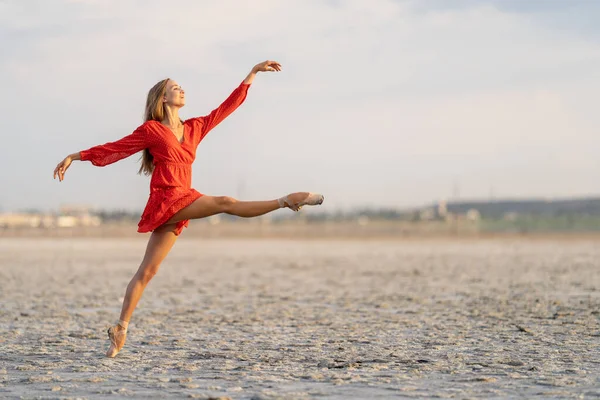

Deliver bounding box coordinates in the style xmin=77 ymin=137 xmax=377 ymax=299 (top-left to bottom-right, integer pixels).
xmin=164 ymin=80 xmax=185 ymax=108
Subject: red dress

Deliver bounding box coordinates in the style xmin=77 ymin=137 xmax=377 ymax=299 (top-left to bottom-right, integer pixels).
xmin=80 ymin=81 xmax=251 ymax=236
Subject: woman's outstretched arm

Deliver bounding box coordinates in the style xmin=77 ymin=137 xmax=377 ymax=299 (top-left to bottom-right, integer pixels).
xmin=53 ymin=124 xmax=149 ymax=182
xmin=193 ymin=60 xmax=282 ymax=143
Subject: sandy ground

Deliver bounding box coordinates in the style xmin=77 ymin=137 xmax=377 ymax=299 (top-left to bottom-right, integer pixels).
xmin=1 ymin=236 xmax=599 ymax=399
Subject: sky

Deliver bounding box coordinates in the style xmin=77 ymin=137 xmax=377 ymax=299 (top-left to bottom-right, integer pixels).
xmin=1 ymin=0 xmax=600 ymax=212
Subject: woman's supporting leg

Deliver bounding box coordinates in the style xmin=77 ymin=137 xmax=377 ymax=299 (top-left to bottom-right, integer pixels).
xmin=106 ymin=223 xmax=179 ymax=358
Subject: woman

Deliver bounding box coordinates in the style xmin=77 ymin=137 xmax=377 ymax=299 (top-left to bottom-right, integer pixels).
xmin=53 ymin=60 xmax=324 ymax=357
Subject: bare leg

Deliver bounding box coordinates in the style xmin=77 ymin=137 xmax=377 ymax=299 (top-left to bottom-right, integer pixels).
xmin=166 ymin=192 xmax=318 ymax=224
xmin=106 ymin=223 xmax=179 ymax=358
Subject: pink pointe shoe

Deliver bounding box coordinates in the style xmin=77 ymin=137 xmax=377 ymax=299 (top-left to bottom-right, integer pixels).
xmin=278 ymin=192 xmax=324 ymax=212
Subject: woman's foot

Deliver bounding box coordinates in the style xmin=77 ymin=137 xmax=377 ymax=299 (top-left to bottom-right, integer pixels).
xmin=106 ymin=323 xmax=127 ymax=358
xmin=278 ymin=192 xmax=324 ymax=211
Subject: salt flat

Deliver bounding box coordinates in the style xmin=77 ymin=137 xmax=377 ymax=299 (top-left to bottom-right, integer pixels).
xmin=1 ymin=237 xmax=599 ymax=399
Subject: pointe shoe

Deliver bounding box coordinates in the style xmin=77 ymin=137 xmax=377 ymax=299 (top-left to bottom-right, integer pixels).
xmin=106 ymin=324 xmax=127 ymax=358
xmin=278 ymin=193 xmax=325 ymax=212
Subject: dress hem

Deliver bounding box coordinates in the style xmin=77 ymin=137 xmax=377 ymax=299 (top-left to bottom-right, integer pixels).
xmin=136 ymin=190 xmax=203 ymax=235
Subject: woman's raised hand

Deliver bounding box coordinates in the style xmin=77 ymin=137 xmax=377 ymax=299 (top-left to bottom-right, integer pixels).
xmin=252 ymin=60 xmax=282 ymax=73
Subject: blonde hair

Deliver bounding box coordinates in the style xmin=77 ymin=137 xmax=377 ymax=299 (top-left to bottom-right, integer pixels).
xmin=138 ymin=78 xmax=170 ymax=176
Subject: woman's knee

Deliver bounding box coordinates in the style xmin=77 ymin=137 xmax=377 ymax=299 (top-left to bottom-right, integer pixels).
xmin=216 ymin=196 xmax=238 ymax=212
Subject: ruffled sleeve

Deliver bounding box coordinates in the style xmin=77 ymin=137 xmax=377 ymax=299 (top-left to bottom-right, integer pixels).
xmin=80 ymin=124 xmax=149 ymax=167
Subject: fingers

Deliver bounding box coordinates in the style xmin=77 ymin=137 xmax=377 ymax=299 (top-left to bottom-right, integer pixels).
xmin=53 ymin=163 xmax=66 ymax=181
xmin=268 ymin=61 xmax=282 ymax=71
xmin=261 ymin=60 xmax=282 ymax=72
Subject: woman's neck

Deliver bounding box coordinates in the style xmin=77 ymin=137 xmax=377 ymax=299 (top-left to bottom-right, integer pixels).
xmin=162 ymin=105 xmax=181 ymax=128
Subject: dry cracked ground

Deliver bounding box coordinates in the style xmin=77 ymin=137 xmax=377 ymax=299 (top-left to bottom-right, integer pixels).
xmin=1 ymin=237 xmax=599 ymax=399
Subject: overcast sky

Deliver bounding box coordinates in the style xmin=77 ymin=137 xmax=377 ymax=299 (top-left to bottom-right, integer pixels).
xmin=1 ymin=0 xmax=600 ymax=213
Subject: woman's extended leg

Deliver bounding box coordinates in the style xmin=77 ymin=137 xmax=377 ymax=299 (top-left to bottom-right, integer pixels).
xmin=166 ymin=192 xmax=323 ymax=223
xmin=106 ymin=223 xmax=179 ymax=358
